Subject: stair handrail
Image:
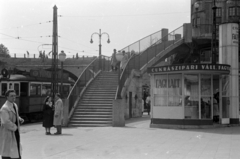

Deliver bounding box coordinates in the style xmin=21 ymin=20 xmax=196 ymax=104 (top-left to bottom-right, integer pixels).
xmin=116 ymin=25 xmax=184 ymax=99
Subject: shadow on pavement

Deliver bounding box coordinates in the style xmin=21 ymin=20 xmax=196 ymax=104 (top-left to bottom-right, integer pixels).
xmin=125 ymin=113 xmax=151 ymax=124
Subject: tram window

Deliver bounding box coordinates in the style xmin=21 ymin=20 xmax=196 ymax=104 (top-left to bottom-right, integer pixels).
xmin=42 ymin=84 xmax=51 ymax=96
xmin=9 ymin=83 xmax=13 ymax=90
xmin=1 ymin=83 xmax=7 ymax=96
xmin=30 ymin=83 xmax=41 ymax=96
xmin=14 ymin=83 xmax=20 ymax=96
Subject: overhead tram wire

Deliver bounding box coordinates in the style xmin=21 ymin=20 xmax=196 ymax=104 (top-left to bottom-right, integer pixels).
xmin=58 ymin=11 xmax=189 ymax=18
xmin=0 ymin=20 xmax=53 ymax=31
xmin=59 ymin=36 xmax=97 ymax=51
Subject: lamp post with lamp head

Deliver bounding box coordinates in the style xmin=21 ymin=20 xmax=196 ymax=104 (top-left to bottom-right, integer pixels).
xmin=90 ymin=29 xmax=110 ymax=70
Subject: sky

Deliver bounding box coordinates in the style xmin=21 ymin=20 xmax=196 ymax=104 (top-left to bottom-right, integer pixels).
xmin=0 ymin=0 xmax=190 ymax=58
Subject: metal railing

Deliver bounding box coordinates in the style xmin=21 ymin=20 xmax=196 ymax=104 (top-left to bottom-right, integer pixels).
xmin=67 ymin=55 xmax=111 ymax=118
xmin=116 ymin=25 xmax=184 ymax=99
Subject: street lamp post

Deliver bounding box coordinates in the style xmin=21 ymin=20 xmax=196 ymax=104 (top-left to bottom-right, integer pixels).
xmin=59 ymin=50 xmax=66 ymax=96
xmin=90 ymin=29 xmax=110 ymax=70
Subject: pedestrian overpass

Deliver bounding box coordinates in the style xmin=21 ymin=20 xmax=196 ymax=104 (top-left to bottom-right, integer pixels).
xmin=66 ymin=23 xmax=192 ymax=126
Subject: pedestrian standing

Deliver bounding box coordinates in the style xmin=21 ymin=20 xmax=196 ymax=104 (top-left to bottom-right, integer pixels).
xmin=53 ymin=93 xmax=63 ymax=135
xmin=42 ymin=96 xmax=54 ymax=135
xmin=0 ymin=90 xmax=24 ymax=159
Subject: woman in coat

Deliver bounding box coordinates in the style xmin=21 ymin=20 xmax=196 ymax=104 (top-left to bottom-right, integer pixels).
xmin=42 ymin=96 xmax=54 ymax=135
xmin=0 ymin=90 xmax=24 ymax=159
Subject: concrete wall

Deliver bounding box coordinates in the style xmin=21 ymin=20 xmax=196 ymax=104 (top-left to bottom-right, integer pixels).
xmin=121 ymin=70 xmax=143 ymax=119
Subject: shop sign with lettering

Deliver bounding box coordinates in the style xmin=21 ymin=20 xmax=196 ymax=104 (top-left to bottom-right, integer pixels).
xmin=148 ymin=64 xmax=230 ymax=74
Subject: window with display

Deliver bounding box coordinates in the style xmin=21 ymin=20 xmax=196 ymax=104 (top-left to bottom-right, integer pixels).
xmin=184 ymin=74 xmax=199 ymax=119
xmin=154 ymin=74 xmax=182 ymax=106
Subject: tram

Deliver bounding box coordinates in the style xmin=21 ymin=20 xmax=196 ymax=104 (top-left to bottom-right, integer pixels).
xmin=0 ymin=69 xmax=73 ymax=122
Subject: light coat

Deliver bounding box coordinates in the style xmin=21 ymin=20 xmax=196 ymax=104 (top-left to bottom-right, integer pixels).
xmin=53 ymin=98 xmax=63 ymax=126
xmin=0 ymin=101 xmax=22 ymax=158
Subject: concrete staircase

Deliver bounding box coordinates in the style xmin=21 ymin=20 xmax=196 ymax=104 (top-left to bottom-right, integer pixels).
xmin=69 ymin=71 xmax=118 ymax=127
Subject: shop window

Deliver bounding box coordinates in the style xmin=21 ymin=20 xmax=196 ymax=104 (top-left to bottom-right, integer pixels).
xmin=201 ymin=75 xmax=212 ymax=119
xmin=184 ymin=74 xmax=199 ymax=119
xmin=168 ymin=74 xmax=182 ymax=106
xmin=154 ymin=74 xmax=168 ymax=106
xmin=222 ymin=75 xmax=230 ymax=119
xmin=154 ymin=74 xmax=182 ymax=106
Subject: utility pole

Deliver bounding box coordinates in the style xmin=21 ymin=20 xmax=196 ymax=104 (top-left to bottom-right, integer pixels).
xmin=212 ymin=0 xmax=217 ymax=64
xmin=52 ymin=5 xmax=58 ymax=100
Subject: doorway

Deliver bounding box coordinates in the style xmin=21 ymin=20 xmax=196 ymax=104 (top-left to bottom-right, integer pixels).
xmin=129 ymin=92 xmax=132 ymax=118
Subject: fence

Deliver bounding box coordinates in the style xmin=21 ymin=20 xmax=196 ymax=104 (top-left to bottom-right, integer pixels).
xmin=116 ymin=25 xmax=184 ymax=99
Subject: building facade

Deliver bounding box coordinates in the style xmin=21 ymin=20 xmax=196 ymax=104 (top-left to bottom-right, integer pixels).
xmin=148 ymin=0 xmax=239 ymax=128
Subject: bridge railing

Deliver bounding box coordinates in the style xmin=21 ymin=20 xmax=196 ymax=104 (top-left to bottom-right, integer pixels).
xmin=67 ymin=55 xmax=111 ymax=120
xmin=116 ymin=25 xmax=184 ymax=99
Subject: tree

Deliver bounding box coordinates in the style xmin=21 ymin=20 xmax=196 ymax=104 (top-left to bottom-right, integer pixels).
xmin=0 ymin=44 xmax=11 ymax=58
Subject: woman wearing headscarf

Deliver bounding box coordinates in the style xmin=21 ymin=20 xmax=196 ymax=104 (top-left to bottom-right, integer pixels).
xmin=42 ymin=96 xmax=54 ymax=135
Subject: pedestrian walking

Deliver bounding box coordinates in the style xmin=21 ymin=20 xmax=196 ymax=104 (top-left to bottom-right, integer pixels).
xmin=111 ymin=49 xmax=118 ymax=71
xmin=42 ymin=96 xmax=54 ymax=135
xmin=53 ymin=93 xmax=63 ymax=135
xmin=0 ymin=90 xmax=24 ymax=159
xmin=146 ymin=94 xmax=151 ymax=115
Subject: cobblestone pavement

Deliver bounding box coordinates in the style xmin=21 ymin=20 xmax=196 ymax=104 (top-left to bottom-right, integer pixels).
xmin=18 ymin=114 xmax=240 ymax=159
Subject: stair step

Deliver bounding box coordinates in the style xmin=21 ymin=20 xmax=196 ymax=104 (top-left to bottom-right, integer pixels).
xmin=70 ymin=121 xmax=112 ymax=124
xmin=75 ymin=109 xmax=112 ymax=112
xmin=69 ymin=124 xmax=112 ymax=127
xmin=81 ymin=99 xmax=113 ymax=101
xmin=72 ymin=114 xmax=112 ymax=118
xmin=83 ymin=96 xmax=115 ymax=99
xmin=73 ymin=112 xmax=112 ymax=115
xmin=80 ymin=102 xmax=112 ymax=104
xmin=71 ymin=118 xmax=112 ymax=121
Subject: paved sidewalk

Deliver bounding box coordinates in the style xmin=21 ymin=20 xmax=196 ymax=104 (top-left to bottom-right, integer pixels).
xmin=16 ymin=114 xmax=240 ymax=159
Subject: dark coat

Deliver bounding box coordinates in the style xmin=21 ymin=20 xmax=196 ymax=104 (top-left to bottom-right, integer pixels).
xmin=42 ymin=103 xmax=54 ymax=128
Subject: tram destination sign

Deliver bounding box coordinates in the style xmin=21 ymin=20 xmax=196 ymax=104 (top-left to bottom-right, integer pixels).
xmin=148 ymin=64 xmax=231 ymax=74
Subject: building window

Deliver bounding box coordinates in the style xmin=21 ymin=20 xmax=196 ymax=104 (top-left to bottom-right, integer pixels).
xmin=229 ymin=7 xmax=235 ymax=16
xmin=200 ymin=50 xmax=211 ymax=63
xmin=216 ymin=7 xmax=222 ymax=17
xmin=229 ymin=7 xmax=240 ymax=17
